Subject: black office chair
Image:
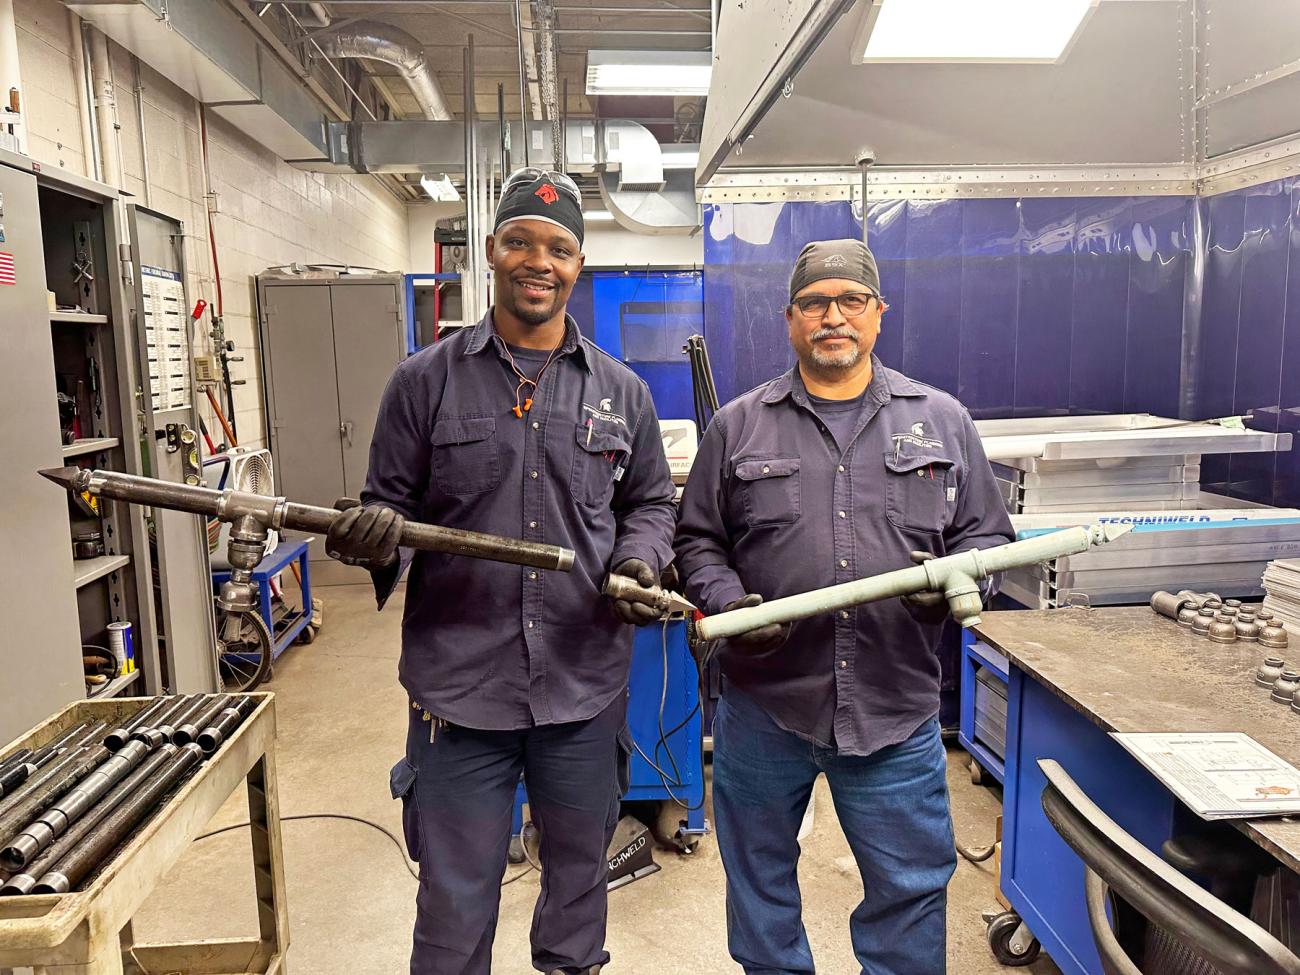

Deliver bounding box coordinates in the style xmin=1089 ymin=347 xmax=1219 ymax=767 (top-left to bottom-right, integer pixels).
xmin=1038 ymin=759 xmax=1300 ymax=975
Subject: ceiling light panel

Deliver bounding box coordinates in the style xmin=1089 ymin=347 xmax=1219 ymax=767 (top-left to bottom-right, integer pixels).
xmin=586 ymin=50 xmax=712 ymax=96
xmin=857 ymin=0 xmax=1098 ymax=64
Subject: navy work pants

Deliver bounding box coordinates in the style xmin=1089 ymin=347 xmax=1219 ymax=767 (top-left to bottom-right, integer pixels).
xmin=391 ymin=697 xmax=628 ymax=974
xmin=712 ymin=686 xmax=956 ymax=975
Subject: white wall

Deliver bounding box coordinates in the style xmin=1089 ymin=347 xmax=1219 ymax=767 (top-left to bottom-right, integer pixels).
xmin=580 ymin=223 xmax=702 ymax=267
xmin=14 ymin=0 xmax=412 ymax=447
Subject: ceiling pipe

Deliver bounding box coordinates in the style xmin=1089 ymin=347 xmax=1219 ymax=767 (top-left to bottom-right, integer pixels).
xmin=315 ymin=20 xmax=452 ymax=120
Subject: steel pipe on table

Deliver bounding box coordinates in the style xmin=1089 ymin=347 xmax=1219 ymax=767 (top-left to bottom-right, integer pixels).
xmin=694 ymin=524 xmax=1133 ymax=642
xmin=172 ymin=695 xmax=231 ymax=747
xmin=40 ymin=467 xmax=575 ymax=572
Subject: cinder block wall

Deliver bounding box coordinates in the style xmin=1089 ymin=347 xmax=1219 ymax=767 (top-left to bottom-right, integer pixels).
xmin=15 ymin=0 xmax=412 ymax=448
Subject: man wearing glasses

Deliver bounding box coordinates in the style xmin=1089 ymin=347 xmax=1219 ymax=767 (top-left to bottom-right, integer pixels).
xmin=675 ymin=238 xmax=1012 ymax=974
xmin=324 ymin=168 xmax=676 ymax=974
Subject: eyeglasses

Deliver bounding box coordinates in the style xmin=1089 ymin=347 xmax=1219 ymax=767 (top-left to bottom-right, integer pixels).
xmin=790 ymin=292 xmax=882 ymax=318
xmin=501 ymin=168 xmax=582 ymax=207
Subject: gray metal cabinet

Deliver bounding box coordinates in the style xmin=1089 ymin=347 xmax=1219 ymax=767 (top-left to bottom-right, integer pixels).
xmin=257 ymin=271 xmax=407 ymax=585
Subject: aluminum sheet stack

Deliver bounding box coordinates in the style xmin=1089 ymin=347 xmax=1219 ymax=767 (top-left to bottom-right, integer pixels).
xmin=973 ymin=414 xmax=1299 ymax=609
xmin=1263 ymin=559 xmax=1300 ymax=637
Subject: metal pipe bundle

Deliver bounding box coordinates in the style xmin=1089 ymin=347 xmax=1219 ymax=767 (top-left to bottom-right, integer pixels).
xmin=694 ymin=523 xmax=1134 ymax=642
xmin=152 ymin=695 xmax=210 ymax=743
xmin=127 ymin=694 xmax=200 ymax=748
xmin=0 ymin=724 xmax=109 ymax=842
xmin=0 ymin=744 xmax=178 ymax=896
xmin=31 ymin=743 xmax=204 ymax=894
xmin=40 ymin=467 xmax=575 ymax=572
xmin=172 ymin=695 xmax=232 ymax=747
xmin=0 ymin=723 xmax=91 ymax=799
xmin=0 ymin=738 xmax=154 ymax=869
xmin=196 ymin=696 xmax=258 ymax=754
xmin=103 ymin=697 xmax=173 ymax=751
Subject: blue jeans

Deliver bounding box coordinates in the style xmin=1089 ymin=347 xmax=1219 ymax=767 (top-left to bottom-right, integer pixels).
xmin=713 ymin=687 xmax=956 ymax=975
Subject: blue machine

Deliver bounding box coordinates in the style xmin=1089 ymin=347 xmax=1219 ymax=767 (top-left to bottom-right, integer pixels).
xmin=512 ymin=618 xmax=708 ymax=851
xmin=210 ymin=538 xmax=314 ymax=660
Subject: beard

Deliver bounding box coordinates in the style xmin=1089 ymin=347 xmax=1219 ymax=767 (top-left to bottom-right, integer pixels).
xmin=504 ymin=279 xmax=564 ymax=326
xmin=807 ymin=325 xmax=863 ymax=370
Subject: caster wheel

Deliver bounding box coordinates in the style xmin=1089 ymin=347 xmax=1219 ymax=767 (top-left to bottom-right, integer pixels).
xmin=508 ymin=835 xmax=525 ymax=865
xmin=297 ymin=624 xmax=318 ymax=645
xmin=986 ymin=911 xmax=1040 ymax=967
xmin=970 ymin=759 xmax=984 ymax=785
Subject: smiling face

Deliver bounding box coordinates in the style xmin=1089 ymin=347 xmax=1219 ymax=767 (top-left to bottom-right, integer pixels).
xmin=487 ymin=219 xmax=585 ymax=330
xmin=785 ymin=277 xmax=885 ymax=377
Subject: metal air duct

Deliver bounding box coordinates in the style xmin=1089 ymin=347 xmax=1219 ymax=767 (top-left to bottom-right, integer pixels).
xmin=315 ymin=21 xmax=451 ymax=121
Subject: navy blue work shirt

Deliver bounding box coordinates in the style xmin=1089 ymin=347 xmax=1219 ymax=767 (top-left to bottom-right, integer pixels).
xmin=362 ymin=311 xmax=677 ymax=730
xmin=674 ymin=357 xmax=1014 ymax=757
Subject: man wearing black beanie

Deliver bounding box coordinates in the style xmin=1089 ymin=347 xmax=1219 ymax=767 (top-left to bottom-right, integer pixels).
xmin=324 ymin=170 xmax=677 ymax=975
xmin=676 ymin=239 xmax=1013 ymax=974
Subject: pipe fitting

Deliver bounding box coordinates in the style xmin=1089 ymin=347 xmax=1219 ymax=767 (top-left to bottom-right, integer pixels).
xmin=1177 ymin=606 xmax=1199 ymax=627
xmin=1192 ymin=608 xmax=1215 ymax=636
xmin=1261 ymin=623 xmax=1290 ymax=651
xmin=1271 ymin=670 xmax=1300 ymax=704
xmin=1235 ymin=615 xmax=1261 ymax=642
xmin=1256 ymin=657 xmax=1286 ymax=687
xmin=1150 ymin=590 xmax=1189 ymax=620
xmin=1208 ymin=616 xmax=1238 ymax=644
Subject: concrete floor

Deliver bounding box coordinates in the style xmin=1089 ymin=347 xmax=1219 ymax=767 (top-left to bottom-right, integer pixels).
xmin=135 ymin=583 xmax=1061 ymax=974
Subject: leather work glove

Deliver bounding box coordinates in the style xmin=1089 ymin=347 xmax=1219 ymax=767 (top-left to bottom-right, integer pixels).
xmin=326 ymin=501 xmax=405 ymax=567
xmin=609 ymin=558 xmax=664 ymax=625
xmin=902 ymin=550 xmax=952 ymax=624
xmin=720 ymin=593 xmax=791 ymax=655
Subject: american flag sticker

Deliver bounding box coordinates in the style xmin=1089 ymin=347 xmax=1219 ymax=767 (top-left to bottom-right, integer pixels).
xmin=0 ymin=251 xmax=14 ymax=286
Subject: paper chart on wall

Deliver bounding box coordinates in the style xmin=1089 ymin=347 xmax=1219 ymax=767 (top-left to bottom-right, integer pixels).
xmin=142 ymin=265 xmax=190 ymax=413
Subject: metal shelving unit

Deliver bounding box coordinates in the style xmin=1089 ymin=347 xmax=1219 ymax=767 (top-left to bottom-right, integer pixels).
xmin=48 ymin=311 xmax=109 ymax=325
xmin=87 ymin=669 xmax=143 ymax=699
xmin=62 ymin=437 xmax=120 ymax=458
xmin=73 ymin=554 xmax=132 ymax=589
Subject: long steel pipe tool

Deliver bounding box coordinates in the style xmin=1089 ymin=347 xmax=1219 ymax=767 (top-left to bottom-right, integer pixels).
xmin=41 ymin=467 xmax=575 ymax=616
xmin=692 ymin=524 xmax=1132 ymax=641
xmin=607 ymin=524 xmax=1132 ymax=641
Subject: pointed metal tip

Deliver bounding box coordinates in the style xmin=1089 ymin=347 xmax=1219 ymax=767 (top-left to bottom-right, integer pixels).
xmin=1098 ymin=523 xmax=1135 ymax=543
xmin=38 ymin=467 xmax=83 ymax=490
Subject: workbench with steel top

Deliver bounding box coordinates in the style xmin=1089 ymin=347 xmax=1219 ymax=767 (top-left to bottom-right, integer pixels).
xmin=973 ymin=605 xmax=1300 ymax=975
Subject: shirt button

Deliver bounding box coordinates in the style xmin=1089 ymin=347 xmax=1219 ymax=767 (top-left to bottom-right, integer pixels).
xmin=838 ymin=465 xmax=846 ymax=473
xmin=529 ymin=521 xmax=538 ymax=529
xmin=838 ymin=510 xmax=846 ymax=518
xmin=527 ymin=621 xmax=535 ymax=628
xmin=528 ymin=571 xmax=537 ymax=580
xmin=839 ymin=660 xmax=848 ymax=669
xmin=530 ymin=470 xmax=539 ymax=479
xmin=839 ymin=559 xmax=848 ymax=568
xmin=532 ymin=421 xmax=540 ymax=430
xmin=762 ymin=465 xmax=770 ymax=474
xmin=840 ymin=610 xmax=850 ymax=620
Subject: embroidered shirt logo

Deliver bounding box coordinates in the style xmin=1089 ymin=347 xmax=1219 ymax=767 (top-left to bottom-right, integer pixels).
xmin=822 ymin=253 xmax=849 ymax=269
xmin=535 ymin=183 xmax=559 ymax=205
xmin=891 ymin=420 xmax=944 ymax=451
xmin=583 ymin=401 xmax=628 ymax=428
xmin=911 ymin=421 xmax=926 ymax=438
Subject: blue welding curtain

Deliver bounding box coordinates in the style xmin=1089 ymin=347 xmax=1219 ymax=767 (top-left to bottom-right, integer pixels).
xmin=571 ymin=269 xmax=705 ymax=422
xmin=703 ymin=196 xmax=1193 ymax=421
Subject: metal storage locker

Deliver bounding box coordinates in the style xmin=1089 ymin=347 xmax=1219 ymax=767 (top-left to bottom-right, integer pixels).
xmin=257 ymin=270 xmax=407 ymax=585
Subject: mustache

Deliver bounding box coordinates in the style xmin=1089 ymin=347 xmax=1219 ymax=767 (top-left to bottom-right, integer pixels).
xmin=810 ymin=326 xmax=858 ymax=342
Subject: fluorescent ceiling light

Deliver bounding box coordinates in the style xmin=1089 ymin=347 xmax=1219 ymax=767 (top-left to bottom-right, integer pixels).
xmin=586 ymin=50 xmax=712 ymax=96
xmin=857 ymin=0 xmax=1097 ymax=64
xmin=584 ymin=210 xmax=617 ymax=222
xmin=420 ymin=174 xmax=461 ymax=202
xmin=660 ymin=145 xmax=700 ymax=170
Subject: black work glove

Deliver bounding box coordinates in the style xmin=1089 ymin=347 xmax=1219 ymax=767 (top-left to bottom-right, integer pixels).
xmin=902 ymin=550 xmax=951 ymax=624
xmin=326 ymin=502 xmax=405 ymax=567
xmin=721 ymin=593 xmax=791 ymax=655
xmin=609 ymin=558 xmax=664 ymax=626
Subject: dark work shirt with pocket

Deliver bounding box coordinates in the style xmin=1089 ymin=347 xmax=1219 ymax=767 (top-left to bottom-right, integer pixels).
xmin=674 ymin=357 xmax=1014 ymax=757
xmin=362 ymin=312 xmax=677 ymax=731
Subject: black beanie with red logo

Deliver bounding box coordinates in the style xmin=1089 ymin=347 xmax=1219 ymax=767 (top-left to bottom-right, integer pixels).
xmin=493 ymin=172 xmax=585 ymax=248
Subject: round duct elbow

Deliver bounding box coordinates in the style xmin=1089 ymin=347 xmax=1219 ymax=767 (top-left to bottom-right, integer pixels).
xmin=316 ymin=21 xmax=451 ymax=121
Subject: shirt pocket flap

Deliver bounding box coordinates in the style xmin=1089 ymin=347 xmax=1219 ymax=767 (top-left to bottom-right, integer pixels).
xmin=574 ymin=423 xmax=630 ymax=456
xmin=884 ymin=443 xmax=954 ymax=475
xmin=735 ymin=458 xmax=800 ymax=481
xmin=431 ymin=416 xmax=496 ymax=446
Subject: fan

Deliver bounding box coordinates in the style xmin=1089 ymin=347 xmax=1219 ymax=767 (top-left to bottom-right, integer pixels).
xmin=204 ymin=447 xmax=279 ymax=569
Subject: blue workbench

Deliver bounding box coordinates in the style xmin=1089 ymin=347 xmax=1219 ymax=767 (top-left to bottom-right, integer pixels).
xmin=973 ymin=605 xmax=1300 ymax=975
